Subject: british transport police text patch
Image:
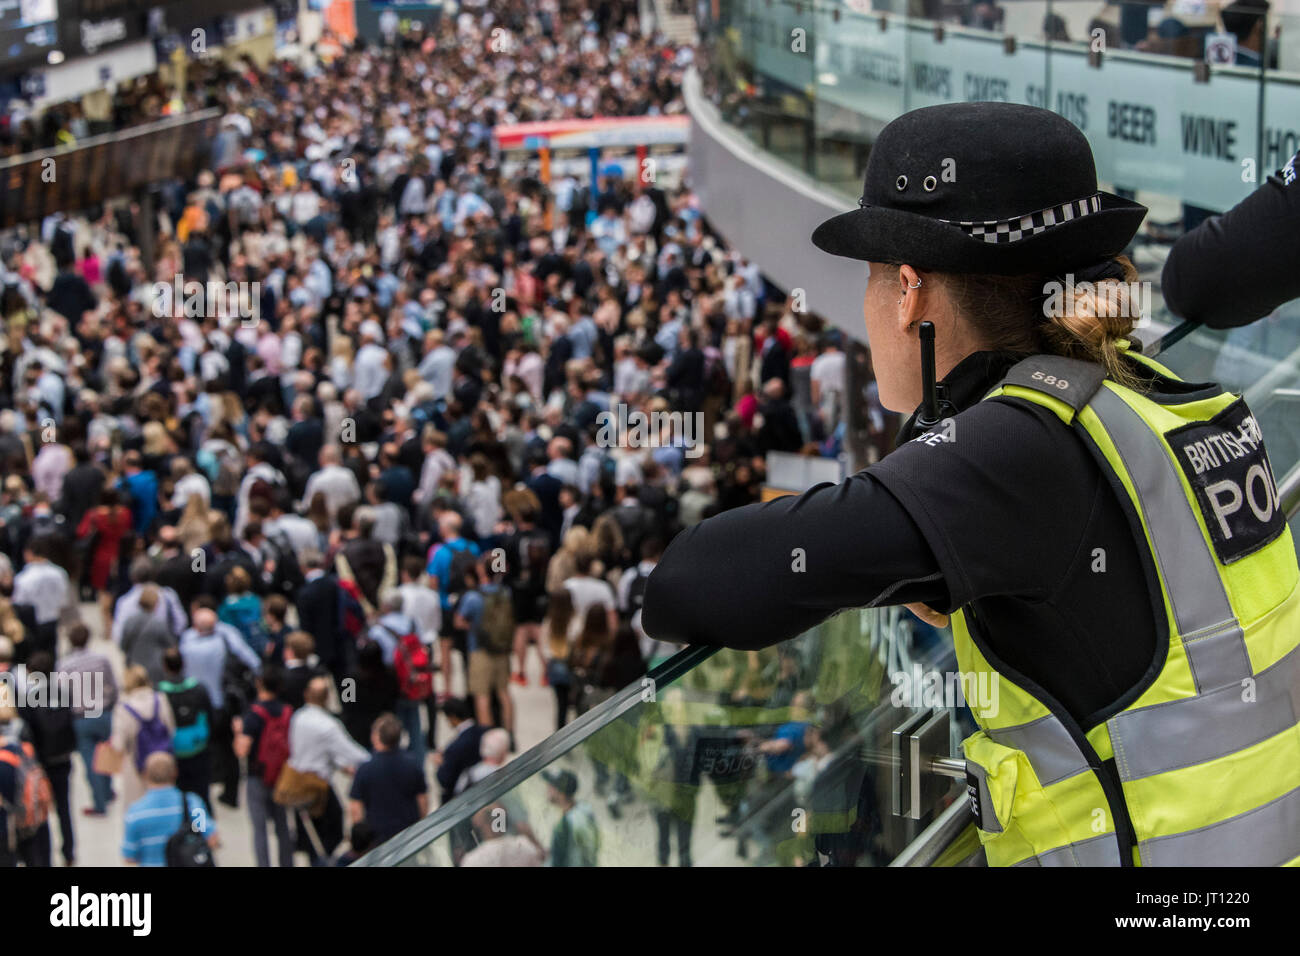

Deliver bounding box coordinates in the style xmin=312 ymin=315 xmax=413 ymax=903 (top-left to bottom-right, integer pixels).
xmin=1166 ymin=400 xmax=1286 ymax=564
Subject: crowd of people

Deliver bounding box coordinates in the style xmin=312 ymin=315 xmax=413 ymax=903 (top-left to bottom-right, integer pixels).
xmin=0 ymin=0 xmax=858 ymax=867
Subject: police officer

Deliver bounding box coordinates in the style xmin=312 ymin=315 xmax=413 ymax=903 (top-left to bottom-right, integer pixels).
xmin=642 ymin=103 xmax=1300 ymax=867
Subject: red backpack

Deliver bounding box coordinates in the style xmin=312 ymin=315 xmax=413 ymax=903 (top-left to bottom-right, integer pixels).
xmin=392 ymin=630 xmax=435 ymax=701
xmin=0 ymin=741 xmax=52 ymax=846
xmin=249 ymin=703 xmax=293 ymax=787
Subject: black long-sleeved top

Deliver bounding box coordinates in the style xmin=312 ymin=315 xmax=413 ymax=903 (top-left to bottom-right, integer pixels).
xmin=1162 ymin=150 xmax=1300 ymax=328
xmin=643 ymin=350 xmax=1186 ymax=728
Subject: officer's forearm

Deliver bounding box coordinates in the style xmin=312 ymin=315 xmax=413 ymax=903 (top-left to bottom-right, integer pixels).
xmin=642 ymin=470 xmax=949 ymax=650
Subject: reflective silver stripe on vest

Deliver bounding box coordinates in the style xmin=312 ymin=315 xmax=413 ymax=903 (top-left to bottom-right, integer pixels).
xmin=1086 ymin=388 xmax=1252 ymax=691
xmin=1012 ymin=832 xmax=1124 ymax=867
xmin=965 ymin=760 xmax=1003 ymax=832
xmin=1139 ymin=785 xmax=1300 ymax=866
xmin=986 ymin=715 xmax=1090 ymax=786
xmin=1108 ymin=641 xmax=1300 ymax=781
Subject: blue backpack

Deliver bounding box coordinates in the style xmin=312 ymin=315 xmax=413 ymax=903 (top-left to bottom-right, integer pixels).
xmin=164 ymin=680 xmax=211 ymax=759
xmin=173 ymin=711 xmax=209 ymax=760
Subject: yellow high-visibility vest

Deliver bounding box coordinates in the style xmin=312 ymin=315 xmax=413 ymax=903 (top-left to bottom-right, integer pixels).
xmin=955 ymin=350 xmax=1300 ymax=866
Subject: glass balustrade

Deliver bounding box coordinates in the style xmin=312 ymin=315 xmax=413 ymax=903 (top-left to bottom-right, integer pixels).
xmin=357 ymin=606 xmax=981 ymax=867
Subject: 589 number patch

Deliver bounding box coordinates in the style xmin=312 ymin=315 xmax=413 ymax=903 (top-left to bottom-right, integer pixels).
xmin=1030 ymin=370 xmax=1070 ymax=390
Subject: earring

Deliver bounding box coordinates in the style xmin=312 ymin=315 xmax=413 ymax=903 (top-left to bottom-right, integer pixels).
xmin=908 ymin=278 xmax=922 ymax=289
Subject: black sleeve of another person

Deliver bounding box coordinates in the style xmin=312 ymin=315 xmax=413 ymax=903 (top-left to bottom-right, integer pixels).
xmin=1162 ymin=151 xmax=1300 ymax=328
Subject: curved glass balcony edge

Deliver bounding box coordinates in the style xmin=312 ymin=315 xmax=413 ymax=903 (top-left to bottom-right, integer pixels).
xmin=358 ymin=605 xmax=972 ymax=868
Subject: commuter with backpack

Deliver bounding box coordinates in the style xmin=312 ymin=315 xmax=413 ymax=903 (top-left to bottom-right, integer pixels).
xmin=17 ymin=651 xmax=76 ymax=865
xmin=109 ymin=665 xmax=175 ymax=808
xmin=453 ymin=557 xmax=516 ymax=738
xmin=0 ymin=705 xmax=54 ymax=867
xmin=234 ymin=666 xmax=294 ymax=867
xmin=122 ymin=751 xmax=218 ymax=867
xmin=158 ymin=648 xmax=214 ymax=817
xmin=178 ymin=602 xmax=261 ymax=809
xmin=426 ymin=511 xmax=480 ymax=698
xmin=368 ymin=592 xmax=433 ymax=768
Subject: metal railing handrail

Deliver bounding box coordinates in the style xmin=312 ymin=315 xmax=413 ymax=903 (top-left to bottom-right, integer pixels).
xmin=1146 ymin=320 xmax=1200 ymax=359
xmin=1281 ymin=460 xmax=1300 ymax=521
xmin=889 ymin=795 xmax=975 ymax=867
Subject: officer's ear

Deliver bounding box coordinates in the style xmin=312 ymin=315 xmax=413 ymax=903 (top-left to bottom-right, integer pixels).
xmin=897 ymin=264 xmax=924 ymax=334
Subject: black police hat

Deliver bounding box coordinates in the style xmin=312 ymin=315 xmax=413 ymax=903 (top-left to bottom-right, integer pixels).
xmin=811 ymin=103 xmax=1148 ymax=275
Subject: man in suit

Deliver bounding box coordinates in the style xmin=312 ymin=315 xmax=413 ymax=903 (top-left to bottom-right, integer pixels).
xmin=665 ymin=327 xmax=706 ymax=414
xmin=284 ymin=395 xmax=325 ymax=496
xmin=57 ymin=444 xmax=104 ymax=535
xmin=295 ymin=549 xmax=349 ymax=683
xmin=155 ymin=526 xmax=200 ymax=612
xmin=524 ymin=451 xmax=564 ymax=546
xmin=59 ymin=444 xmax=104 ymax=599
xmin=434 ymin=697 xmax=486 ymax=805
xmin=756 ymin=378 xmax=804 ymax=455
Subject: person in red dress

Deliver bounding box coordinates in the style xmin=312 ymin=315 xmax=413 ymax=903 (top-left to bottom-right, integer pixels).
xmin=76 ymin=488 xmax=133 ymax=639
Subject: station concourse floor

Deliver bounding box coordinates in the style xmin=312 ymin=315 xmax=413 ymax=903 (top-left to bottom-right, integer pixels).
xmin=61 ymin=602 xmax=558 ymax=867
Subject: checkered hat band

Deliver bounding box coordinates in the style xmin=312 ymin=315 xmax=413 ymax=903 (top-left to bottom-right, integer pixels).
xmin=939 ymin=194 xmax=1103 ymax=244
